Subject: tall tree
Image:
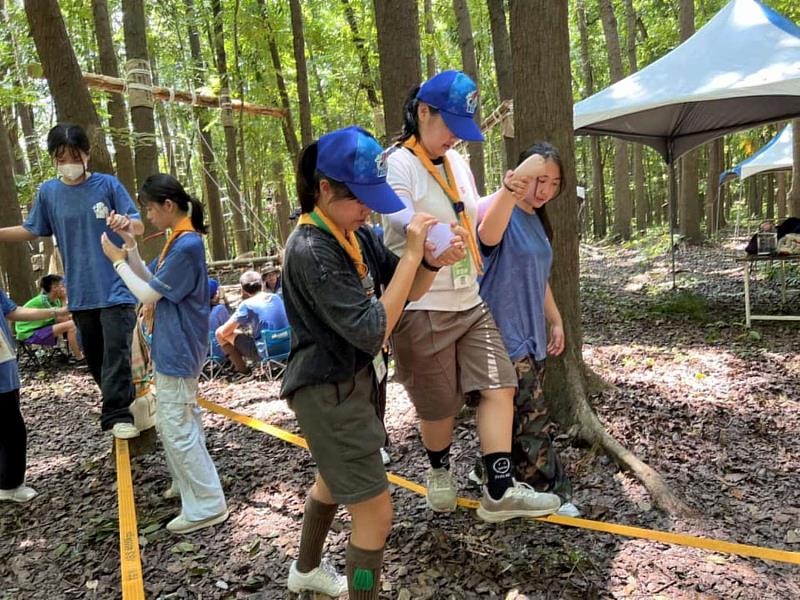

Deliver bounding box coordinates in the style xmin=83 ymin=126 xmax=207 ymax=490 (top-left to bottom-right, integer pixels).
xmin=289 ymin=0 xmax=313 ymax=147
xmin=598 ymin=0 xmax=632 ymax=240
xmin=452 ymin=0 xmax=485 ymax=196
xmin=272 ymin=159 xmax=292 ymax=246
xmin=776 ymin=171 xmax=787 ymax=220
xmin=373 ymin=0 xmax=421 ymax=143
xmin=24 ymin=0 xmax=114 ymax=174
xmin=576 ymin=0 xmax=606 ymax=239
xmin=788 ymin=119 xmax=800 ymax=216
xmin=486 ymin=0 xmax=515 ymax=170
xmin=185 ymin=0 xmax=227 ymax=260
xmin=211 ymin=0 xmax=251 ymax=255
xmin=678 ymin=0 xmax=702 ymax=242
xmin=624 ymin=0 xmax=647 ymax=233
xmin=91 ymin=0 xmax=137 ymax=197
xmin=342 ymin=0 xmax=384 ymax=136
xmin=0 ymin=116 xmax=34 ymax=301
xmin=510 ymin=0 xmax=686 ymax=514
xmin=423 ymin=0 xmax=436 ymax=79
xmin=705 ymin=138 xmax=724 ymax=234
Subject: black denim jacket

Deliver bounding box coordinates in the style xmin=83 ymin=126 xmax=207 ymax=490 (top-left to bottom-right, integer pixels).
xmin=280 ymin=224 xmax=398 ymax=398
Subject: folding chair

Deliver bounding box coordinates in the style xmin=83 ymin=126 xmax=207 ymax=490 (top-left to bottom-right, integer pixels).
xmin=15 ymin=335 xmax=67 ymax=370
xmin=201 ymin=332 xmax=228 ymax=381
xmin=258 ymin=327 xmax=291 ymax=381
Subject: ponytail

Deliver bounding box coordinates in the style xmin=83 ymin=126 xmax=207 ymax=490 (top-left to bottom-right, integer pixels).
xmin=139 ymin=173 xmax=208 ymax=234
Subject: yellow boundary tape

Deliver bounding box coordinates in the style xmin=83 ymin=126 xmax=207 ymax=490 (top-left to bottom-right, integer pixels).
xmin=198 ymin=397 xmax=800 ymax=566
xmin=116 ymin=439 xmax=146 ymax=600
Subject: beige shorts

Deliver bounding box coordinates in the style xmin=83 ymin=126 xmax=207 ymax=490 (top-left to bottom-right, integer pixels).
xmin=391 ymin=302 xmax=517 ymax=421
xmin=289 ymin=367 xmax=387 ymax=505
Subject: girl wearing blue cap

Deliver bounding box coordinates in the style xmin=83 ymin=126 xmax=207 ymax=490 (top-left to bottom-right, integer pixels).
xmin=280 ymin=126 xmax=465 ymax=599
xmin=100 ymin=174 xmax=228 ymax=535
xmin=383 ymin=70 xmax=562 ymax=521
xmin=476 ymin=141 xmax=576 ymax=513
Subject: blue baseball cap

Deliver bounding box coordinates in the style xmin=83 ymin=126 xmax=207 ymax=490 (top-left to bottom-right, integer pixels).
xmin=417 ymin=70 xmax=484 ymax=142
xmin=316 ymin=126 xmax=404 ymax=214
xmin=208 ymin=278 xmax=219 ymax=300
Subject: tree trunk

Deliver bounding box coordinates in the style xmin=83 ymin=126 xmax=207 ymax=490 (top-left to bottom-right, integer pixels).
xmin=0 ymin=116 xmax=34 ymax=301
xmin=15 ymin=103 xmax=42 ymax=177
xmin=766 ymin=174 xmax=775 ymax=220
xmin=788 ymin=119 xmax=800 ymax=217
xmin=3 ymin=109 xmax=27 ymax=177
xmin=577 ymin=0 xmax=606 ymax=239
xmin=624 ymin=0 xmax=647 ymax=233
xmin=423 ymin=0 xmax=436 ymax=79
xmin=273 ymin=159 xmax=292 ymax=246
xmin=121 ymin=0 xmax=163 ymax=260
xmin=677 ymin=0 xmax=702 ymax=243
xmin=342 ymin=0 xmax=384 ymax=137
xmin=186 ymin=0 xmax=227 ymax=260
xmin=486 ymin=0 xmax=515 ymax=170
xmin=776 ymin=171 xmax=787 ymax=220
xmin=289 ymin=0 xmax=313 ymax=147
xmin=705 ymin=138 xmax=723 ymax=235
xmin=307 ymin=44 xmax=334 ymax=133
xmin=452 ymin=0 xmax=485 ymax=196
xmin=373 ymin=0 xmax=421 ymax=144
xmin=510 ymin=0 xmax=688 ymax=515
xmin=211 ymin=0 xmax=251 ymax=256
xmin=24 ymin=0 xmax=114 ymax=174
xmin=598 ymin=0 xmax=632 ymax=240
xmin=91 ymin=0 xmax=137 ymax=198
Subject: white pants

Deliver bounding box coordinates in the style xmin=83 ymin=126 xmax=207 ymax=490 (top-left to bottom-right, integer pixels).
xmin=154 ymin=371 xmax=226 ymax=521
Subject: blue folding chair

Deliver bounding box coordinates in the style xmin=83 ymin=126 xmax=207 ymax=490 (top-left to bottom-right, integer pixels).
xmin=201 ymin=332 xmax=228 ymax=381
xmin=258 ymin=327 xmax=291 ymax=381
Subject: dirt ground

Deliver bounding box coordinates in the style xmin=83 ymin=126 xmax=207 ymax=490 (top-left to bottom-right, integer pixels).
xmin=1 ymin=238 xmax=798 ymax=599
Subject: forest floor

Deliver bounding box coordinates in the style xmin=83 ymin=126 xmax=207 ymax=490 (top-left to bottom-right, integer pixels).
xmin=1 ymin=234 xmax=799 ymax=600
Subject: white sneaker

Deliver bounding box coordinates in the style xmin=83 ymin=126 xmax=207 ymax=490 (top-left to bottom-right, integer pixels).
xmin=0 ymin=485 xmax=38 ymax=503
xmin=476 ymin=480 xmax=561 ymax=522
xmin=163 ymin=481 xmax=179 ymax=500
xmin=425 ymin=467 xmax=457 ymax=513
xmin=112 ymin=422 xmax=140 ymax=439
xmin=167 ymin=510 xmax=229 ymax=534
xmin=287 ymin=558 xmax=347 ymax=596
xmin=380 ymin=447 xmax=391 ymax=465
xmin=556 ymin=502 xmax=581 ymax=517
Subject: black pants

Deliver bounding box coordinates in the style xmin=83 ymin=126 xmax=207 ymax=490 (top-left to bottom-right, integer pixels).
xmin=0 ymin=390 xmax=26 ymax=490
xmin=72 ymin=305 xmax=136 ymax=430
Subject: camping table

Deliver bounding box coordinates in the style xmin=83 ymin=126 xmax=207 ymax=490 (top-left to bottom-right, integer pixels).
xmin=737 ymin=254 xmax=800 ymax=327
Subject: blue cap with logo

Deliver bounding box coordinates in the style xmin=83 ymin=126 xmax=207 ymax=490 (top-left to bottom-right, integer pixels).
xmin=316 ymin=126 xmax=404 ymax=214
xmin=416 ymin=70 xmax=484 ymax=142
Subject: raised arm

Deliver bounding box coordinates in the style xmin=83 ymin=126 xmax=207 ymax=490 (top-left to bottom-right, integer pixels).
xmin=477 ymin=169 xmax=535 ymax=248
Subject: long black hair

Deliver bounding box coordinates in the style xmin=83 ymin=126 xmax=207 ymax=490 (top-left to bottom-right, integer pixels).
xmin=517 ymin=142 xmax=564 ymax=242
xmin=296 ymin=142 xmax=354 ymax=214
xmin=47 ymin=123 xmax=90 ymax=162
xmin=138 ymin=173 xmax=208 ymax=234
xmin=393 ymin=85 xmax=440 ymax=144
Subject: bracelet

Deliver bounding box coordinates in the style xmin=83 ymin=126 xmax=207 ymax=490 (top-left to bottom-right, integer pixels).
xmin=113 ymin=259 xmax=126 ymax=269
xmin=421 ymin=257 xmax=441 ymax=272
xmin=503 ymin=181 xmax=514 ymax=194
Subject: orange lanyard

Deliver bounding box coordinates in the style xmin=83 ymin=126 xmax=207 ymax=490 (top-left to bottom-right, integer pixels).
xmin=298 ymin=210 xmax=369 ymax=279
xmin=156 ymin=216 xmax=196 ymax=270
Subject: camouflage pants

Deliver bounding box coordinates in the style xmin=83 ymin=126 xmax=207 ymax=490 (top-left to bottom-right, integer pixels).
xmin=512 ymin=356 xmax=572 ymax=501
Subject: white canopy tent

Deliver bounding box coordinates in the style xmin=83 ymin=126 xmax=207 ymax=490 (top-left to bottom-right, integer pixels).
xmin=720 ymin=124 xmax=793 ymax=184
xmin=573 ymin=0 xmax=800 ymax=285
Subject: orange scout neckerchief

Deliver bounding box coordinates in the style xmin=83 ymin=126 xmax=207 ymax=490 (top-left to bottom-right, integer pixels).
xmin=402 ymin=136 xmax=483 ymax=274
xmin=298 ymin=209 xmax=369 ymax=280
xmin=156 ymin=216 xmax=196 ymax=270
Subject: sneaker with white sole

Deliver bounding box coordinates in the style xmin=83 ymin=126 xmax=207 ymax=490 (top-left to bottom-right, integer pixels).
xmin=112 ymin=422 xmax=140 ymax=439
xmin=476 ymin=480 xmax=561 ymax=522
xmin=166 ymin=509 xmax=229 ymax=534
xmin=287 ymin=558 xmax=347 ymax=597
xmin=425 ymin=467 xmax=457 ymax=513
xmin=162 ymin=481 xmax=179 ymax=500
xmin=0 ymin=485 xmax=38 ymax=503
xmin=467 ymin=459 xmax=487 ymax=488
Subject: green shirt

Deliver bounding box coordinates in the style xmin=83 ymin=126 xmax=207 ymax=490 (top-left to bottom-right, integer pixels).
xmin=14 ymin=294 xmax=62 ymax=341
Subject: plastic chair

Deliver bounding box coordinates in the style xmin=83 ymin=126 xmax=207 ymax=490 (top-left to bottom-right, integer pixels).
xmin=258 ymin=327 xmax=291 ymax=381
xmin=201 ymin=332 xmax=228 ymax=381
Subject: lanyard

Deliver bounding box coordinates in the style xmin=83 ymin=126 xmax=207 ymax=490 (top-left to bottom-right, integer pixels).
xmin=298 ymin=209 xmax=369 ymax=281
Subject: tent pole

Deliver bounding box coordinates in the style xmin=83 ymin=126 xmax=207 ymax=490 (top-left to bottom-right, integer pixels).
xmin=668 ymin=161 xmax=677 ymax=289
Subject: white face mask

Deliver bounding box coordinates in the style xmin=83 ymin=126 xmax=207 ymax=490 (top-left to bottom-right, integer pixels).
xmin=57 ymin=162 xmax=86 ymax=181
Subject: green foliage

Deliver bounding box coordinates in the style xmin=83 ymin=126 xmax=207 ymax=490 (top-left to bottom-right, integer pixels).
xmin=647 ymin=290 xmax=709 ymax=322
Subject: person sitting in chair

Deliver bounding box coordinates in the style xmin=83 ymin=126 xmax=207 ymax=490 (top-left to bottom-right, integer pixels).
xmin=15 ymin=274 xmax=83 ymax=362
xmin=261 ymin=265 xmax=282 ymax=295
xmin=215 ymin=270 xmax=288 ymax=374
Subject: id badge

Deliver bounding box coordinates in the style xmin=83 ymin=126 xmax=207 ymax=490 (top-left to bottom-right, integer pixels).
xmin=451 ymin=256 xmax=472 ymax=289
xmin=0 ymin=328 xmax=15 ymax=365
xmin=372 ymin=352 xmax=387 ymax=383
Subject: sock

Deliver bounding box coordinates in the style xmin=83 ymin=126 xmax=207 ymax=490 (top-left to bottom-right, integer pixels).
xmin=296 ymin=496 xmax=338 ymax=573
xmin=346 ymin=542 xmax=384 ymax=600
xmin=425 ymin=444 xmax=451 ymax=470
xmin=484 ymin=452 xmax=514 ymax=500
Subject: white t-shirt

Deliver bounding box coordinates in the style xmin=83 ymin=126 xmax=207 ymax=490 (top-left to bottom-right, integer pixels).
xmin=383 ymin=146 xmax=482 ymax=312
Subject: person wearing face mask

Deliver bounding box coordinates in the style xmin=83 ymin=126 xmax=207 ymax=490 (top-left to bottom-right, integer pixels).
xmin=474 ymin=142 xmax=577 ymax=516
xmin=0 ymin=123 xmax=144 ymax=439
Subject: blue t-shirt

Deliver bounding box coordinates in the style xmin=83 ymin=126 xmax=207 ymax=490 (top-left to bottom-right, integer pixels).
xmin=479 ymin=207 xmax=552 ymax=361
xmin=23 ymin=173 xmax=140 ymax=310
xmin=209 ymin=303 xmax=230 ymax=357
xmin=0 ymin=291 xmax=20 ymax=393
xmin=233 ymin=292 xmax=289 ymax=336
xmin=148 ymin=233 xmax=209 ymax=378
